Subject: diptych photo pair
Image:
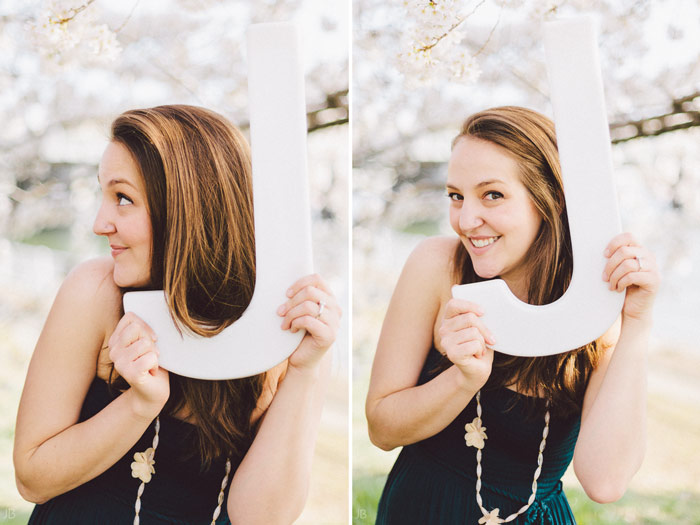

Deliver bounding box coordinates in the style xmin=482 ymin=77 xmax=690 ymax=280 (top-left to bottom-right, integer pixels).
xmin=1 ymin=1 xmax=699 ymax=524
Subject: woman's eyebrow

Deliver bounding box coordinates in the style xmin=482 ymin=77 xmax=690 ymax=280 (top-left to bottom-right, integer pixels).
xmin=475 ymin=178 xmax=505 ymax=188
xmin=107 ymin=178 xmax=138 ymax=189
xmin=96 ymin=171 xmax=137 ymax=190
xmin=446 ymin=179 xmax=506 ymax=191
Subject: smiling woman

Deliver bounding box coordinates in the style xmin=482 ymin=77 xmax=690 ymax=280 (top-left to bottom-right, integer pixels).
xmin=13 ymin=104 xmax=342 ymax=525
xmin=95 ymin=142 xmax=153 ymax=288
xmin=365 ymin=106 xmax=660 ymax=524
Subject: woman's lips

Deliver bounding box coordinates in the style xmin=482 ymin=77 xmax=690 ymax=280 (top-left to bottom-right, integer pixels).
xmin=110 ymin=245 xmax=127 ymax=257
xmin=467 ymin=236 xmax=501 ymax=253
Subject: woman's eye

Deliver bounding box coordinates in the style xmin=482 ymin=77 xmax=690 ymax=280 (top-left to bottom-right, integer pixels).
xmin=484 ymin=191 xmax=503 ymax=201
xmin=447 ymin=192 xmax=463 ymax=202
xmin=116 ymin=193 xmax=133 ymax=206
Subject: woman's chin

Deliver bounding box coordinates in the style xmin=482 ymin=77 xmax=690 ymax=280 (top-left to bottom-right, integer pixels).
xmin=472 ymin=266 xmax=501 ymax=280
xmin=112 ymin=269 xmax=149 ymax=289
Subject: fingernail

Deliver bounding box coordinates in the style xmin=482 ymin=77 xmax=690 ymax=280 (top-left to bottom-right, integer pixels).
xmin=277 ymin=304 xmax=286 ymax=315
xmin=602 ymin=271 xmax=608 ymax=281
xmin=488 ymin=335 xmax=496 ymax=345
xmin=604 ymin=248 xmax=610 ymax=257
xmin=286 ymin=288 xmax=294 ymax=297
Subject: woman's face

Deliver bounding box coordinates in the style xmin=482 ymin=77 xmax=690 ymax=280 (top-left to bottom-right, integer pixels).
xmin=93 ymin=141 xmax=153 ymax=288
xmin=447 ymin=136 xmax=542 ymax=300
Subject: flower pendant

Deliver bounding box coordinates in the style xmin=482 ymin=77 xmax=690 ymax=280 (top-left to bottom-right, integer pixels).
xmin=478 ymin=508 xmax=504 ymax=524
xmin=131 ymin=447 xmax=156 ymax=483
xmin=464 ymin=417 xmax=487 ymax=449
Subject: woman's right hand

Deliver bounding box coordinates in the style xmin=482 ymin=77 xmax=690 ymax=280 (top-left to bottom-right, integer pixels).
xmin=108 ymin=312 xmax=170 ymax=419
xmin=438 ymin=298 xmax=495 ymax=388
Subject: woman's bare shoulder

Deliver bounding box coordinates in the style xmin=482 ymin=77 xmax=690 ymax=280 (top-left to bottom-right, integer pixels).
xmin=58 ymin=257 xmax=122 ymax=337
xmin=64 ymin=256 xmax=115 ymax=288
xmin=403 ymin=236 xmax=461 ymax=292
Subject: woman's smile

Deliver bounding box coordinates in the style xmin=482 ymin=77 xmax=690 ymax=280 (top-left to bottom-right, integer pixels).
xmin=468 ymin=236 xmax=501 ymax=249
xmin=110 ymin=244 xmax=128 ymax=257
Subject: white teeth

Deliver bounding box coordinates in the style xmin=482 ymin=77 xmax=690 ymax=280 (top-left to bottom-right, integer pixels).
xmin=470 ymin=236 xmax=499 ymax=248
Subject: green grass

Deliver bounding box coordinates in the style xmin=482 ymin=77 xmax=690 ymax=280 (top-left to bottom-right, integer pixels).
xmin=18 ymin=228 xmax=72 ymax=250
xmin=352 ymin=475 xmax=700 ymax=525
xmin=352 ymin=474 xmax=386 ymax=525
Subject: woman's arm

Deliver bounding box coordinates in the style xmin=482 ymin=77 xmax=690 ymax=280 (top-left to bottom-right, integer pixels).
xmin=573 ymin=233 xmax=660 ymax=503
xmin=365 ymin=237 xmax=494 ymax=451
xmin=13 ymin=258 xmax=167 ymax=503
xmin=226 ymin=274 xmax=340 ymax=525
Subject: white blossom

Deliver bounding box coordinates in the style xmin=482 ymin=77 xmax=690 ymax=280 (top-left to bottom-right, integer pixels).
xmin=397 ymin=0 xmax=479 ymax=87
xmin=29 ymin=0 xmax=121 ymax=70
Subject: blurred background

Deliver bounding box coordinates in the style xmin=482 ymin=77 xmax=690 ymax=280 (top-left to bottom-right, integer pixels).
xmin=0 ymin=0 xmax=348 ymax=523
xmin=353 ymin=1 xmax=700 ymax=524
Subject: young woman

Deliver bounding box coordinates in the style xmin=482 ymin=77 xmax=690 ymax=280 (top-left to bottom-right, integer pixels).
xmin=14 ymin=105 xmax=341 ymax=525
xmin=366 ymin=106 xmax=659 ymax=524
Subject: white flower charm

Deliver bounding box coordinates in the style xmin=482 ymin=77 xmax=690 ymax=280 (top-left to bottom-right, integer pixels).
xmin=131 ymin=447 xmax=156 ymax=483
xmin=464 ymin=417 xmax=487 ymax=449
xmin=479 ymin=508 xmax=504 ymax=524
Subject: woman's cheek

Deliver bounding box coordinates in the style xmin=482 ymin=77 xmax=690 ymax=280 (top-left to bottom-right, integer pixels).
xmin=449 ymin=206 xmax=461 ymax=235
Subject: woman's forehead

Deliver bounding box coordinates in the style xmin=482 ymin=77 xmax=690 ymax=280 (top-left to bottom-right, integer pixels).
xmin=97 ymin=142 xmax=143 ymax=188
xmin=447 ymin=136 xmax=521 ymax=188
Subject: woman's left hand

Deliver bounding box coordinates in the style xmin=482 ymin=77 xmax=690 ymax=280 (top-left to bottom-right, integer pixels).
xmin=603 ymin=232 xmax=660 ymax=323
xmin=277 ymin=274 xmax=341 ymax=371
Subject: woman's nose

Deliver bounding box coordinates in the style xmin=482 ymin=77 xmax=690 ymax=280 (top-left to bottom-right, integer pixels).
xmin=92 ymin=202 xmax=115 ymax=236
xmin=459 ymin=202 xmax=484 ymax=232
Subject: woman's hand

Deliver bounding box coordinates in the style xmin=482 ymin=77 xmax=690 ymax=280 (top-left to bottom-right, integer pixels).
xmin=438 ymin=298 xmax=495 ymax=388
xmin=278 ymin=274 xmax=341 ymax=372
xmin=108 ymin=312 xmax=170 ymax=419
xmin=603 ymin=232 xmax=660 ymax=323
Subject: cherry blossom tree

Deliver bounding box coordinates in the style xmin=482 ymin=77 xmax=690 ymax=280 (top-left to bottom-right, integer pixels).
xmin=1 ymin=0 xmax=348 ymax=247
xmin=352 ymin=0 xmax=700 ymax=375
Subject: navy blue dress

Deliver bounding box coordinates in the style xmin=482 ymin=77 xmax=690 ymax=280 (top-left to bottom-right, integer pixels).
xmin=29 ymin=378 xmax=233 ymax=524
xmin=376 ymin=347 xmax=580 ymax=524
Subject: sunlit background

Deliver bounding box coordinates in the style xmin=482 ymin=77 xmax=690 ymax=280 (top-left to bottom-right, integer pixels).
xmin=353 ymin=1 xmax=700 ymax=523
xmin=0 ymin=1 xmax=349 ymax=523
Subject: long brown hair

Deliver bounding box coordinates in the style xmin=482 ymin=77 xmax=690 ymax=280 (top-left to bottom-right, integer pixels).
xmin=451 ymin=106 xmax=604 ymax=417
xmin=110 ymin=105 xmax=264 ymax=467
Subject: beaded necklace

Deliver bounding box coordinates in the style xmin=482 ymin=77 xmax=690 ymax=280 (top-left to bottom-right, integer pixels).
xmin=464 ymin=391 xmax=551 ymax=525
xmin=130 ymin=416 xmax=232 ymax=525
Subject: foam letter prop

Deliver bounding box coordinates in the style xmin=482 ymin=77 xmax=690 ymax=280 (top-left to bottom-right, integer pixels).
xmin=452 ymin=17 xmax=624 ymax=356
xmin=123 ymin=23 xmax=313 ymax=379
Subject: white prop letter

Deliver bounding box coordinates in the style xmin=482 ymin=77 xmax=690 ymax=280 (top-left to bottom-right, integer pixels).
xmin=123 ymin=23 xmax=313 ymax=379
xmin=452 ymin=17 xmax=624 ymax=356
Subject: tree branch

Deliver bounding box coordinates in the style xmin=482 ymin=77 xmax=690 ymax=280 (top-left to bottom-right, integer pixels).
xmin=52 ymin=0 xmax=96 ymax=24
xmin=610 ymin=91 xmax=700 ymax=143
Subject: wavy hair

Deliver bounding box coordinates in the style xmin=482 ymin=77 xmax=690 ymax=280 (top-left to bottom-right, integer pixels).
xmin=110 ymin=104 xmax=264 ymax=467
xmin=451 ymin=106 xmax=605 ymax=417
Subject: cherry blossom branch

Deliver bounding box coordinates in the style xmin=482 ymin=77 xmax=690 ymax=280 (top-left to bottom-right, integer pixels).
xmin=416 ymin=0 xmax=487 ymax=53
xmin=51 ymin=0 xmax=96 ymax=25
xmin=113 ymin=0 xmax=140 ymax=33
xmin=473 ymin=2 xmax=502 ymax=58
